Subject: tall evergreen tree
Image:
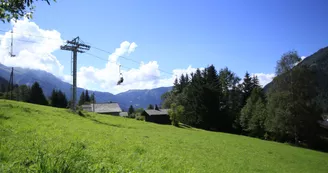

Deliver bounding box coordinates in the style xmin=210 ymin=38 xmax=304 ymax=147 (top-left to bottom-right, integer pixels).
xmin=240 ymin=87 xmax=266 ymax=136
xmin=18 ymin=85 xmax=30 ymax=102
xmin=155 ymin=104 xmax=159 ymax=110
xmin=147 ymin=104 xmax=154 ymax=110
xmin=85 ymin=90 xmax=90 ymax=103
xmin=128 ymin=105 xmax=135 ymax=116
xmin=57 ymin=90 xmax=68 ymax=108
xmin=78 ymin=91 xmax=85 ymax=106
xmin=90 ymin=93 xmax=95 ymax=103
xmin=29 ymin=82 xmax=48 ymax=105
xmin=50 ymin=89 xmax=58 ymax=107
xmin=241 ymin=72 xmax=253 ymax=106
xmin=51 ymin=89 xmax=68 ymax=108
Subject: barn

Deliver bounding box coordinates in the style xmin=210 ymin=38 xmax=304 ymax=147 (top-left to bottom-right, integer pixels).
xmin=142 ymin=109 xmax=171 ymax=124
xmin=82 ymin=103 xmax=122 ymax=116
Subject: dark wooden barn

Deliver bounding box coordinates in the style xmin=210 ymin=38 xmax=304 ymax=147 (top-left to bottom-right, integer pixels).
xmin=142 ymin=109 xmax=171 ymax=124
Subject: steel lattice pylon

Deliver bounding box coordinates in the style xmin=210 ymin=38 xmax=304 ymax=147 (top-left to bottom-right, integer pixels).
xmin=61 ymin=37 xmax=90 ymax=111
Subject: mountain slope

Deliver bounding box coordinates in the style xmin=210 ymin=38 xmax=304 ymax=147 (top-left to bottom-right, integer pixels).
xmin=0 ymin=64 xmax=172 ymax=110
xmin=115 ymin=87 xmax=172 ymax=110
xmin=1 ymin=100 xmax=327 ymax=172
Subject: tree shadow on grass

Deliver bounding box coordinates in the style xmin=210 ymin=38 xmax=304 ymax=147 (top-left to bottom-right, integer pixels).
xmin=90 ymin=118 xmax=125 ymax=128
xmin=0 ymin=113 xmax=9 ymax=120
xmin=77 ymin=110 xmax=135 ymax=129
xmin=178 ymin=123 xmax=194 ymax=129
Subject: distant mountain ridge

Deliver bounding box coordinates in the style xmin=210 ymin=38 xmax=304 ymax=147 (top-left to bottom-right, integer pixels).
xmin=0 ymin=64 xmax=172 ymax=110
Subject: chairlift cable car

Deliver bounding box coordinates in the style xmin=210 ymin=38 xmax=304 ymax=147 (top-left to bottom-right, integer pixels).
xmin=117 ymin=64 xmax=124 ymax=85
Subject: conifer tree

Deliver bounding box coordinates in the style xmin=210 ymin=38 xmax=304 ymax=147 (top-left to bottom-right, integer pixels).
xmin=85 ymin=90 xmax=90 ymax=103
xmin=29 ymin=82 xmax=48 ymax=105
xmin=78 ymin=91 xmax=85 ymax=106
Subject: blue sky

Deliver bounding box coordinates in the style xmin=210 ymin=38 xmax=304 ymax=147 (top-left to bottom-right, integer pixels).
xmin=1 ymin=0 xmax=328 ymax=93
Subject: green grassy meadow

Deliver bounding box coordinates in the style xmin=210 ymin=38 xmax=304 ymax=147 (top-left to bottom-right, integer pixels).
xmin=0 ymin=100 xmax=328 ymax=172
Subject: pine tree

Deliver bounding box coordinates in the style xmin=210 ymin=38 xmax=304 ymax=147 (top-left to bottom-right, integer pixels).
xmin=50 ymin=89 xmax=67 ymax=108
xmin=240 ymin=87 xmax=266 ymax=137
xmin=50 ymin=89 xmax=58 ymax=107
xmin=78 ymin=91 xmax=85 ymax=106
xmin=147 ymin=104 xmax=154 ymax=110
xmin=29 ymin=82 xmax=48 ymax=105
xmin=155 ymin=104 xmax=159 ymax=110
xmin=128 ymin=105 xmax=135 ymax=116
xmin=241 ymin=72 xmax=252 ymax=105
xmin=90 ymin=93 xmax=95 ymax=103
xmin=85 ymin=90 xmax=90 ymax=103
xmin=18 ymin=85 xmax=30 ymax=102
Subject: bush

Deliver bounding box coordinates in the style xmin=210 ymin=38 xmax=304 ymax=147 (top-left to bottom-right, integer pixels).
xmin=135 ymin=115 xmax=145 ymax=121
xmin=128 ymin=113 xmax=136 ymax=119
xmin=168 ymin=103 xmax=184 ymax=127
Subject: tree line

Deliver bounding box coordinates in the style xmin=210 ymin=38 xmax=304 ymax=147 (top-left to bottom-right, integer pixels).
xmin=78 ymin=90 xmax=95 ymax=106
xmin=0 ymin=82 xmax=96 ymax=109
xmin=161 ymin=51 xmax=328 ymax=151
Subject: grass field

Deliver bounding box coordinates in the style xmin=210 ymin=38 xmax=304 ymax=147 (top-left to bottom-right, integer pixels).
xmin=0 ymin=100 xmax=328 ymax=172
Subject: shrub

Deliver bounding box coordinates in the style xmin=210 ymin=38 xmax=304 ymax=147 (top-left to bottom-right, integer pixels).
xmin=168 ymin=103 xmax=184 ymax=127
xmin=135 ymin=115 xmax=145 ymax=121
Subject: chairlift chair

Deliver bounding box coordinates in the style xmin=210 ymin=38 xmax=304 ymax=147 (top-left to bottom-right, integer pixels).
xmin=117 ymin=65 xmax=124 ymax=85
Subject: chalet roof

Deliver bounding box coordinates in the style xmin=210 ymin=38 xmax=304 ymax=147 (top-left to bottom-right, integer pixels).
xmin=144 ymin=109 xmax=169 ymax=116
xmin=82 ymin=103 xmax=122 ymax=113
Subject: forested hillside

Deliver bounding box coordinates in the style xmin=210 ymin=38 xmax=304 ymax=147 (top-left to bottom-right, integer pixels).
xmin=162 ymin=49 xmax=328 ymax=152
xmin=264 ymin=47 xmax=328 ymax=113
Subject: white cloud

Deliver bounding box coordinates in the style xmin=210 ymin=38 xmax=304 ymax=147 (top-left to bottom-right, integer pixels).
xmin=108 ymin=41 xmax=138 ymax=63
xmin=0 ymin=18 xmax=201 ymax=94
xmin=75 ymin=40 xmax=200 ymax=94
xmin=251 ymin=73 xmax=275 ymax=87
xmin=0 ymin=18 xmax=65 ymax=76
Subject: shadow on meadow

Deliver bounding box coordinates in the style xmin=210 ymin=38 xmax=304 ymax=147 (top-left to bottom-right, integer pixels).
xmin=77 ymin=110 xmax=135 ymax=129
xmin=0 ymin=113 xmax=10 ymax=120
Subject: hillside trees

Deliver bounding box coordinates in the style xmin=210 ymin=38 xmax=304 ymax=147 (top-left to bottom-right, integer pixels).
xmin=50 ymin=89 xmax=68 ymax=108
xmin=262 ymin=50 xmax=326 ymax=149
xmin=240 ymin=87 xmax=266 ymax=137
xmin=161 ymin=50 xmax=327 ymax=151
xmin=78 ymin=90 xmax=93 ymax=106
xmin=168 ymin=103 xmax=184 ymax=127
xmin=85 ymin=90 xmax=90 ymax=103
xmin=162 ymin=65 xmax=245 ymax=132
xmin=29 ymin=82 xmax=48 ymax=105
xmin=78 ymin=91 xmax=85 ymax=106
xmin=128 ymin=105 xmax=135 ymax=116
xmin=147 ymin=104 xmax=154 ymax=110
xmin=275 ymin=50 xmax=301 ymax=75
xmin=90 ymin=93 xmax=95 ymax=103
xmin=266 ymin=65 xmax=323 ymax=146
xmin=14 ymin=84 xmax=31 ymax=102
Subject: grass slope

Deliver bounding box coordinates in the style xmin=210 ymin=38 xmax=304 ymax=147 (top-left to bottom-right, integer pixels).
xmin=1 ymin=100 xmax=328 ymax=173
